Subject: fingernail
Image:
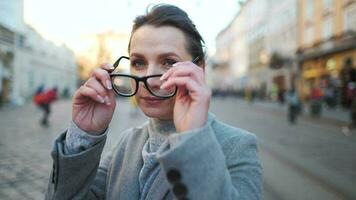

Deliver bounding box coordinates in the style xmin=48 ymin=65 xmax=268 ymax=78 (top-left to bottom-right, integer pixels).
xmin=105 ymin=96 xmax=111 ymax=105
xmin=106 ymin=80 xmax=112 ymax=90
xmin=97 ymin=95 xmax=105 ymax=103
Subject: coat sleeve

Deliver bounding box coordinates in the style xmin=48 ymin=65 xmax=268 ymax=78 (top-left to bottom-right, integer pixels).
xmin=45 ymin=131 xmax=112 ymax=200
xmin=156 ymin=123 xmax=262 ymax=200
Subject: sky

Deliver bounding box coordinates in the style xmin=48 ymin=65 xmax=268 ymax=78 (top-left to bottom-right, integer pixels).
xmin=23 ymin=0 xmax=241 ymax=55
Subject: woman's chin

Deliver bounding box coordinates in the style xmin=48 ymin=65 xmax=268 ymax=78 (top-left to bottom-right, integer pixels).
xmin=140 ymin=107 xmax=172 ymax=120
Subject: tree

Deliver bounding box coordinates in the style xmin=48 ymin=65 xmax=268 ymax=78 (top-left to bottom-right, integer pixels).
xmin=269 ymin=52 xmax=287 ymax=70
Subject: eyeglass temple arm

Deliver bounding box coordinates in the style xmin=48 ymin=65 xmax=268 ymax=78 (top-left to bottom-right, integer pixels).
xmin=192 ymin=56 xmax=200 ymax=64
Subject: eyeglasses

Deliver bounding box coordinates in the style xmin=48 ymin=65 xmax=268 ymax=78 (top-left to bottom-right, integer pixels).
xmin=110 ymin=56 xmax=200 ymax=98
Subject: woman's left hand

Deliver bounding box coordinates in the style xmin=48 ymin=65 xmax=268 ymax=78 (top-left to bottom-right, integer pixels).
xmin=160 ymin=61 xmax=211 ymax=133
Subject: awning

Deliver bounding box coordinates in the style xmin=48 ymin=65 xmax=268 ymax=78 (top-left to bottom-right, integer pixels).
xmin=297 ymin=33 xmax=356 ymax=62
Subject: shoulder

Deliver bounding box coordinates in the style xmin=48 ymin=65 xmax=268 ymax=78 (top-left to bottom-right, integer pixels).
xmin=211 ymin=118 xmax=257 ymax=145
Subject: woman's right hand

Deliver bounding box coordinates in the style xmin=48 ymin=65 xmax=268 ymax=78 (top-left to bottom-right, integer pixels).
xmin=72 ymin=64 xmax=116 ymax=135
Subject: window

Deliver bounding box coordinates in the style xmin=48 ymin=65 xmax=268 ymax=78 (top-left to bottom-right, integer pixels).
xmin=344 ymin=3 xmax=356 ymax=32
xmin=323 ymin=0 xmax=334 ymax=11
xmin=305 ymin=0 xmax=314 ymax=21
xmin=304 ymin=26 xmax=314 ymax=45
xmin=322 ymin=16 xmax=333 ymax=40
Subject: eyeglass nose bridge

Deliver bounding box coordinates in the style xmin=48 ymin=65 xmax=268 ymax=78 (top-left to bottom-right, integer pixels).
xmin=132 ymin=75 xmax=161 ymax=95
xmin=135 ymin=76 xmax=149 ymax=91
xmin=137 ymin=74 xmax=176 ymax=98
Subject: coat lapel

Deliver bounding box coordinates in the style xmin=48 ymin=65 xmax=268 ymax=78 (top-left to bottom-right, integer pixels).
xmin=145 ymin=168 xmax=170 ymax=200
xmin=116 ymin=129 xmax=149 ymax=200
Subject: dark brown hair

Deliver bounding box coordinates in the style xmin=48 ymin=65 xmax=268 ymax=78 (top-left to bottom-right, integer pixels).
xmin=128 ymin=4 xmax=205 ymax=64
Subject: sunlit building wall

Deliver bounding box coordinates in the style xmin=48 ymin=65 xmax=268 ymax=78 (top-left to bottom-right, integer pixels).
xmin=0 ymin=25 xmax=16 ymax=105
xmin=0 ymin=0 xmax=77 ymax=106
xmin=244 ymin=0 xmax=269 ymax=97
xmin=230 ymin=6 xmax=249 ymax=90
xmin=297 ymin=0 xmax=356 ymax=101
xmin=0 ymin=0 xmax=25 ymax=32
xmin=13 ymin=26 xmax=77 ymax=104
xmin=214 ymin=0 xmax=296 ymax=96
xmin=265 ymin=0 xmax=298 ymax=98
xmin=213 ymin=2 xmax=251 ymax=92
xmin=212 ymin=22 xmax=235 ymax=91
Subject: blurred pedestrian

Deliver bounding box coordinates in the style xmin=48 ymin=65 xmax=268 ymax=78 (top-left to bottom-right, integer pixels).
xmin=310 ymin=85 xmax=323 ymax=117
xmin=342 ymin=82 xmax=356 ymax=136
xmin=270 ymin=83 xmax=278 ymax=101
xmin=277 ymin=88 xmax=285 ymax=104
xmin=340 ymin=57 xmax=356 ymax=108
xmin=33 ymin=87 xmax=58 ymax=127
xmin=45 ymin=4 xmax=262 ymax=200
xmin=285 ymin=87 xmax=300 ymax=124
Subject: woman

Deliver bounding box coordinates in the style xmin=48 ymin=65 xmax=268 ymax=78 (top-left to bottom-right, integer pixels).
xmin=45 ymin=4 xmax=262 ymax=200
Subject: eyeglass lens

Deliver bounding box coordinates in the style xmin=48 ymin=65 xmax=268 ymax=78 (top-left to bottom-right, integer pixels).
xmin=111 ymin=75 xmax=175 ymax=97
xmin=111 ymin=57 xmax=175 ymax=97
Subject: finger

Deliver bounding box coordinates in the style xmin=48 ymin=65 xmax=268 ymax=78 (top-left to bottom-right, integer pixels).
xmin=161 ymin=77 xmax=200 ymax=94
xmin=107 ymin=89 xmax=117 ymax=104
xmin=92 ymin=68 xmax=112 ymax=90
xmin=163 ymin=66 xmax=204 ymax=83
xmin=85 ymin=78 xmax=111 ymax=104
xmin=100 ymin=63 xmax=115 ymax=72
xmin=161 ymin=62 xmax=202 ymax=81
xmin=77 ymin=85 xmax=106 ymax=104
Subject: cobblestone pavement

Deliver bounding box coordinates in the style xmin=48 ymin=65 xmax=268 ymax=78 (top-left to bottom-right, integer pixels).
xmin=0 ymin=99 xmax=146 ymax=199
xmin=0 ymin=98 xmax=355 ymax=199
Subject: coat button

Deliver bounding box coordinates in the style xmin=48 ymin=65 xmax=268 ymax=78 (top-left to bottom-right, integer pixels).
xmin=52 ymin=163 xmax=56 ymax=183
xmin=166 ymin=169 xmax=181 ymax=183
xmin=173 ymin=182 xmax=188 ymax=197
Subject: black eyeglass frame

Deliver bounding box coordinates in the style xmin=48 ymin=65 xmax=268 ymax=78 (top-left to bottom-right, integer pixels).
xmin=109 ymin=56 xmax=200 ymax=98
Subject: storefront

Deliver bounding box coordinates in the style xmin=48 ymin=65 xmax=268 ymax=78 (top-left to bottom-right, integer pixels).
xmin=298 ymin=34 xmax=356 ymax=104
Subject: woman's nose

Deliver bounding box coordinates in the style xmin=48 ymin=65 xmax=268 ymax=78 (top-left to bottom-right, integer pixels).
xmin=146 ymin=77 xmax=161 ymax=88
xmin=146 ymin=64 xmax=164 ymax=76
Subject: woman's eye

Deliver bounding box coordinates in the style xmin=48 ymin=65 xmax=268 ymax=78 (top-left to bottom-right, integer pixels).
xmin=163 ymin=59 xmax=177 ymax=68
xmin=131 ymin=60 xmax=146 ymax=70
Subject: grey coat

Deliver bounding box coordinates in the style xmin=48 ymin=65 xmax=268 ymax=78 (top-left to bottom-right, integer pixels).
xmin=45 ymin=114 xmax=262 ymax=200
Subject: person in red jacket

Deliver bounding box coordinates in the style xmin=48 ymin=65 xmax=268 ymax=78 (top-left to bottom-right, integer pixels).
xmin=33 ymin=87 xmax=58 ymax=127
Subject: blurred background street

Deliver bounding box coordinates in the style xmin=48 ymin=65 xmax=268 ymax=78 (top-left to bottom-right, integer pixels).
xmin=1 ymin=0 xmax=356 ymax=199
xmin=0 ymin=98 xmax=355 ymax=199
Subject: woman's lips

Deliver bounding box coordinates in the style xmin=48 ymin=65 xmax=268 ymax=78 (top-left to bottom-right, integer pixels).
xmin=140 ymin=96 xmax=164 ymax=106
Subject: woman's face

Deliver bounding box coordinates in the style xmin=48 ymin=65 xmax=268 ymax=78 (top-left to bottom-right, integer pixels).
xmin=129 ymin=25 xmax=192 ymax=120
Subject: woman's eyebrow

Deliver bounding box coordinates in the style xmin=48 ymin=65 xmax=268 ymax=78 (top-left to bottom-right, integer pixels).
xmin=158 ymin=52 xmax=181 ymax=59
xmin=130 ymin=53 xmax=145 ymax=58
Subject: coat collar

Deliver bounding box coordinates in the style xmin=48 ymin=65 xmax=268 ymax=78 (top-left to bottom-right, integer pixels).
xmin=114 ymin=112 xmax=215 ymax=199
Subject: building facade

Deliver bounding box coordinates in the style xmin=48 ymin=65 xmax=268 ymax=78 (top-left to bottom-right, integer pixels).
xmin=297 ymin=0 xmax=356 ymax=105
xmin=265 ymin=0 xmax=298 ymax=100
xmin=212 ymin=21 xmax=235 ymax=92
xmin=0 ymin=24 xmax=16 ymax=105
xmin=213 ymin=0 xmax=298 ymax=100
xmin=0 ymin=0 xmax=77 ymax=106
